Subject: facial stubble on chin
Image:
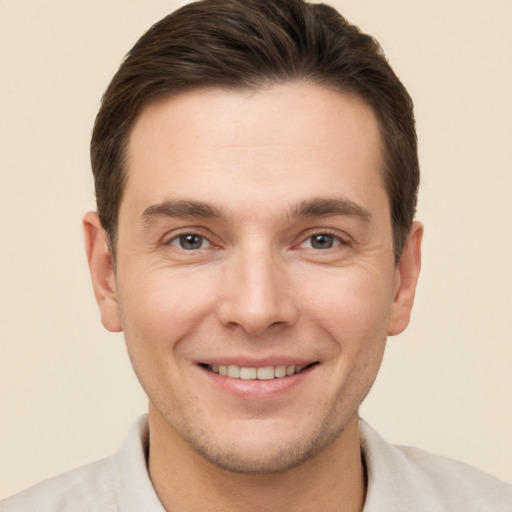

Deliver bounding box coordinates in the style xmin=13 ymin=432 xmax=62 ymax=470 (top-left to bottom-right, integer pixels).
xmin=156 ymin=395 xmax=360 ymax=476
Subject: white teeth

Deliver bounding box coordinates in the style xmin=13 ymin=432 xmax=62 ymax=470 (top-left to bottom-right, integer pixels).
xmin=207 ymin=363 xmax=310 ymax=380
xmin=227 ymin=365 xmax=240 ymax=378
xmin=274 ymin=365 xmax=287 ymax=378
xmin=257 ymin=366 xmax=275 ymax=380
xmin=240 ymin=367 xmax=257 ymax=380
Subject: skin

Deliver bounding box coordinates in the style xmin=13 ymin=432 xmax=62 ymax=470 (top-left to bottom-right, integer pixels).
xmin=84 ymin=83 xmax=422 ymax=512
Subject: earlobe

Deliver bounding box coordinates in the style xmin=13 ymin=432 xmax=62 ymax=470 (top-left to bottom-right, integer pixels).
xmin=83 ymin=212 xmax=122 ymax=332
xmin=388 ymin=221 xmax=423 ymax=336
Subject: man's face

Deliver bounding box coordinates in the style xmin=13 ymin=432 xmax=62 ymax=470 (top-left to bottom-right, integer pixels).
xmin=87 ymin=83 xmax=421 ymax=473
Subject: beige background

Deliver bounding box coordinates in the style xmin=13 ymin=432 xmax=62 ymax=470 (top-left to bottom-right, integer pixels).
xmin=1 ymin=0 xmax=511 ymax=498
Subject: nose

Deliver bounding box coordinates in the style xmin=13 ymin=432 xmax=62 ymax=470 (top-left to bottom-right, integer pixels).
xmin=217 ymin=247 xmax=299 ymax=336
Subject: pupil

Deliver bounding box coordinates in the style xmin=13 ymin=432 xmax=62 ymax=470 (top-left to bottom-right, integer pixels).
xmin=180 ymin=234 xmax=202 ymax=250
xmin=312 ymin=234 xmax=333 ymax=249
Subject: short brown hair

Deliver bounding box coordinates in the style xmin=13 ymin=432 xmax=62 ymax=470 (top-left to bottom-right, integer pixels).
xmin=91 ymin=0 xmax=419 ymax=262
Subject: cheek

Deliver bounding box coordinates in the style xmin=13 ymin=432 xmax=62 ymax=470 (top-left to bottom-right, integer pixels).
xmin=302 ymin=266 xmax=394 ymax=334
xmin=299 ymin=265 xmax=394 ymax=388
xmin=117 ymin=268 xmax=219 ymax=355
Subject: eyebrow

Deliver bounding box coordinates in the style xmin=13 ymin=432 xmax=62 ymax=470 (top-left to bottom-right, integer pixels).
xmin=140 ymin=196 xmax=370 ymax=228
xmin=289 ymin=197 xmax=371 ymax=222
xmin=141 ymin=199 xmax=228 ymax=228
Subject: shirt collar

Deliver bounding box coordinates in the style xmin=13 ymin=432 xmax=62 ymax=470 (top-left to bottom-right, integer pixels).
xmin=111 ymin=415 xmax=416 ymax=512
xmin=112 ymin=415 xmax=166 ymax=512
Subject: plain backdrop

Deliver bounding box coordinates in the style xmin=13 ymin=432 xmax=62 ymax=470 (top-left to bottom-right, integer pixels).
xmin=1 ymin=0 xmax=511 ymax=498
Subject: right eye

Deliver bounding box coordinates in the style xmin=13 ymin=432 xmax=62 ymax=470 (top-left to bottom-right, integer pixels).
xmin=168 ymin=233 xmax=211 ymax=250
xmin=300 ymin=233 xmax=341 ymax=250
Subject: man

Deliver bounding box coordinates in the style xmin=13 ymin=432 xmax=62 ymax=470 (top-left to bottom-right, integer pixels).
xmin=2 ymin=0 xmax=511 ymax=510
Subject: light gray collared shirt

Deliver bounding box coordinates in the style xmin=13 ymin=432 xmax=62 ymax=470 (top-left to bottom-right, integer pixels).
xmin=2 ymin=415 xmax=512 ymax=511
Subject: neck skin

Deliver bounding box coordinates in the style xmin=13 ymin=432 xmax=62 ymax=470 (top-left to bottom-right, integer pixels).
xmin=147 ymin=403 xmax=366 ymax=512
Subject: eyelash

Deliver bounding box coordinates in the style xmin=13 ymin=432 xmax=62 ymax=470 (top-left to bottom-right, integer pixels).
xmin=166 ymin=229 xmax=348 ymax=252
xmin=298 ymin=230 xmax=346 ymax=250
xmin=167 ymin=232 xmax=212 ymax=251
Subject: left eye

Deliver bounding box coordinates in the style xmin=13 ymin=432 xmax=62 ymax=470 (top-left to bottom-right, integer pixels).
xmin=300 ymin=233 xmax=341 ymax=250
xmin=169 ymin=234 xmax=211 ymax=250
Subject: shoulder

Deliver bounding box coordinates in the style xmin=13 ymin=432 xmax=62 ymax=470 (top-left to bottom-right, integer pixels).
xmin=360 ymin=419 xmax=512 ymax=512
xmin=393 ymin=444 xmax=512 ymax=511
xmin=1 ymin=415 xmax=161 ymax=512
xmin=0 ymin=457 xmax=115 ymax=512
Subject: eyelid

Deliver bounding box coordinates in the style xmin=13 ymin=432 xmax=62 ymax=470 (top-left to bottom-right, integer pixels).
xmin=295 ymin=228 xmax=352 ymax=249
xmin=160 ymin=226 xmax=352 ymax=250
xmin=168 ymin=233 xmax=211 ymax=250
xmin=162 ymin=226 xmax=219 ymax=248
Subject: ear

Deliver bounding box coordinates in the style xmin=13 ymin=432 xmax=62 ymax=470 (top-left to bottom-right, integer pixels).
xmin=388 ymin=221 xmax=423 ymax=336
xmin=83 ymin=211 xmax=122 ymax=332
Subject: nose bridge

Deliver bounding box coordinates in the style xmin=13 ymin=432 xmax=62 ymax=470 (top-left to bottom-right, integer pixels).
xmin=218 ymin=241 xmax=297 ymax=334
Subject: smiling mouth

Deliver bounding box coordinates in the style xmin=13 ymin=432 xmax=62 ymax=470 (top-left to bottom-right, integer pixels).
xmin=199 ymin=362 xmax=319 ymax=380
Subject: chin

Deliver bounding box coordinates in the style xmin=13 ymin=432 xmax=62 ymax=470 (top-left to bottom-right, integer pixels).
xmin=193 ymin=439 xmax=318 ymax=474
xmin=181 ymin=418 xmax=348 ymax=475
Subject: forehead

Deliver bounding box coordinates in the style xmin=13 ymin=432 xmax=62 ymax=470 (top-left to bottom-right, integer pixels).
xmin=122 ymin=83 xmax=386 ymax=219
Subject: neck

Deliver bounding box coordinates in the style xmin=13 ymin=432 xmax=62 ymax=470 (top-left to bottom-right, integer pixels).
xmin=147 ymin=406 xmax=366 ymax=512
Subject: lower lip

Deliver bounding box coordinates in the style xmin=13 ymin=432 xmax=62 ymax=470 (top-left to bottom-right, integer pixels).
xmin=199 ymin=365 xmax=316 ymax=400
